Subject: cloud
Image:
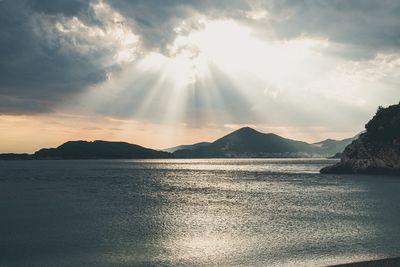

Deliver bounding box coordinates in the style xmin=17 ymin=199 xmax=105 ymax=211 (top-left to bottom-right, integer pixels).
xmin=261 ymin=0 xmax=400 ymax=59
xmin=105 ymin=0 xmax=252 ymax=51
xmin=0 ymin=0 xmax=109 ymax=113
xmin=1 ymin=0 xmax=400 ymax=128
xmin=0 ymin=0 xmax=143 ymax=114
xmin=103 ymin=0 xmax=400 ymax=60
xmin=30 ymin=0 xmax=91 ymax=16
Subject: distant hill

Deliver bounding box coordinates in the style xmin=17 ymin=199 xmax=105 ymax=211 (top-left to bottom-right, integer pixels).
xmin=0 ymin=128 xmax=354 ymax=160
xmin=329 ymin=152 xmax=342 ymax=159
xmin=312 ymin=137 xmax=356 ymax=156
xmin=34 ymin=140 xmax=173 ymax=159
xmin=161 ymin=142 xmax=211 ymax=153
xmin=174 ymin=127 xmax=324 ymax=158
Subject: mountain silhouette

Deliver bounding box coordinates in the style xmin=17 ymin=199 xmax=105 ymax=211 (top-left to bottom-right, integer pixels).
xmin=162 ymin=142 xmax=211 ymax=153
xmin=174 ymin=127 xmax=321 ymax=158
xmin=0 ymin=127 xmax=353 ymax=160
xmin=312 ymin=136 xmax=357 ymax=156
xmin=34 ymin=140 xmax=173 ymax=159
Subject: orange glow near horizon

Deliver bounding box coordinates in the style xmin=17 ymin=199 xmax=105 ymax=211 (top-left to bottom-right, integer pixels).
xmin=1 ymin=2 xmax=399 ymax=155
xmin=0 ymin=114 xmax=358 ymax=153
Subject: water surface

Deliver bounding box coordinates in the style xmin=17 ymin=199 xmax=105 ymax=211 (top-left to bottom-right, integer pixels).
xmin=1 ymin=159 xmax=400 ymax=266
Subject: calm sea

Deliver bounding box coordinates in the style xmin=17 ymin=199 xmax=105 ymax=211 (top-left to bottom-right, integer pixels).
xmin=1 ymin=159 xmax=400 ymax=266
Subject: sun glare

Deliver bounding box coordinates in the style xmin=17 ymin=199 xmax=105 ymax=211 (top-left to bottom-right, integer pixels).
xmin=75 ymin=17 xmax=337 ymax=146
xmin=140 ymin=19 xmax=328 ymax=90
xmin=77 ymin=18 xmax=333 ymax=141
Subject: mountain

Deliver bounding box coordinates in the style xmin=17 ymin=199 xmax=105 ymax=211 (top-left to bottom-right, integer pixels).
xmin=0 ymin=129 xmax=354 ymax=160
xmin=174 ymin=127 xmax=321 ymax=158
xmin=161 ymin=142 xmax=211 ymax=153
xmin=34 ymin=140 xmax=173 ymax=159
xmin=312 ymin=136 xmax=356 ymax=156
xmin=321 ymin=103 xmax=400 ymax=175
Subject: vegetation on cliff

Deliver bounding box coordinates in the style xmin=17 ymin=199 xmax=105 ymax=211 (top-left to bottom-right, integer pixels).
xmin=321 ymin=103 xmax=400 ymax=175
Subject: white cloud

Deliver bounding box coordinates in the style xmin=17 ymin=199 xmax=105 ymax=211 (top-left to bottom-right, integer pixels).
xmin=65 ymin=17 xmax=400 ymax=135
xmin=2 ymin=0 xmax=400 ymax=146
xmin=35 ymin=0 xmax=141 ymax=65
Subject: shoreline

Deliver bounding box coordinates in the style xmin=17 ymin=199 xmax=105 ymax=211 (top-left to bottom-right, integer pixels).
xmin=330 ymin=257 xmax=400 ymax=267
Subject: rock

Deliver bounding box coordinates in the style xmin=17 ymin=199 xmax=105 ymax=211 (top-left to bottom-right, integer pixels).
xmin=321 ymin=103 xmax=400 ymax=175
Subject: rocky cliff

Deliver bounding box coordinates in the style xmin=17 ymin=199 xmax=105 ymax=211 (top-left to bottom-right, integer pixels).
xmin=321 ymin=103 xmax=400 ymax=175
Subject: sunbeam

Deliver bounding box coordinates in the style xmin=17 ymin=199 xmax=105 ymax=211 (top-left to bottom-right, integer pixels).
xmin=2 ymin=3 xmax=400 ymax=265
xmin=50 ymin=10 xmax=399 ymax=148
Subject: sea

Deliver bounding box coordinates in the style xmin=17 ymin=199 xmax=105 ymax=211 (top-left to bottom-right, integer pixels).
xmin=0 ymin=159 xmax=400 ymax=267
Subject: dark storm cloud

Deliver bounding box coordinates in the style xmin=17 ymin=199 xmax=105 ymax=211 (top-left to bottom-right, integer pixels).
xmin=1 ymin=0 xmax=400 ymax=115
xmin=30 ymin=0 xmax=90 ymax=16
xmin=0 ymin=0 xmax=107 ymax=114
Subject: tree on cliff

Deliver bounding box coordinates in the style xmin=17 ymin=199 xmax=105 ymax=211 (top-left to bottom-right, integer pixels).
xmin=321 ymin=102 xmax=400 ymax=175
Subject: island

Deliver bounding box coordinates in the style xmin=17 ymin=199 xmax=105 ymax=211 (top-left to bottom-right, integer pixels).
xmin=0 ymin=141 xmax=173 ymax=160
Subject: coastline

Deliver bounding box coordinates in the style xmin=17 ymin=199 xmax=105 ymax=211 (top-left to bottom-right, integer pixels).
xmin=330 ymin=257 xmax=400 ymax=267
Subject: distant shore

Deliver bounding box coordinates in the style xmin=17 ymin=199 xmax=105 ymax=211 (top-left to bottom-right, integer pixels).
xmin=330 ymin=257 xmax=400 ymax=267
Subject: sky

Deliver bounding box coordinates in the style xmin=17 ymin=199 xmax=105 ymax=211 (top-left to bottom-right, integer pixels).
xmin=1 ymin=0 xmax=400 ymax=152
